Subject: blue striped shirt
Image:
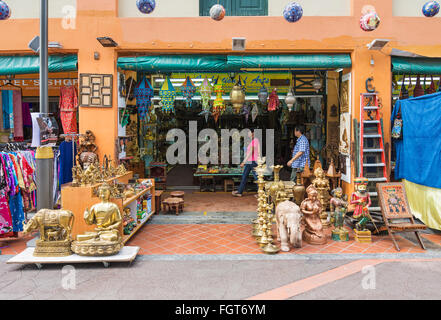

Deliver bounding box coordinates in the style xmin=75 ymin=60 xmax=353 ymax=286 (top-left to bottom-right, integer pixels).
xmin=292 ymin=135 xmax=310 ymax=169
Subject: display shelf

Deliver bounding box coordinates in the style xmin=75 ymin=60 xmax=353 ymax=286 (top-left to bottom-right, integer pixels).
xmin=122 ymin=210 xmax=155 ymax=244
xmin=122 ymin=186 xmax=153 ymax=207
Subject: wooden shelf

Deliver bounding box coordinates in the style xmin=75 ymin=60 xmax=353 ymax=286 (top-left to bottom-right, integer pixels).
xmin=122 ymin=186 xmax=153 ymax=207
xmin=122 ymin=210 xmax=155 ymax=244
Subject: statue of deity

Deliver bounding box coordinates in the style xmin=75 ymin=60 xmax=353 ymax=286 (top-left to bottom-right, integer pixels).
xmin=300 ymin=185 xmax=327 ymax=245
xmin=330 ymin=187 xmax=349 ymax=241
xmin=311 ymin=167 xmax=331 ymax=226
xmin=72 ymin=183 xmax=123 ymax=256
xmin=350 ymin=177 xmax=371 ymax=231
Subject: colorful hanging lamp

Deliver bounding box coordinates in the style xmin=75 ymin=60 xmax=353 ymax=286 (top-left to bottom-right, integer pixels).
xmin=268 ymin=88 xmax=280 ymax=111
xmin=136 ymin=0 xmax=156 ymax=14
xmin=283 ymin=2 xmax=303 ymax=23
xmin=257 ymin=85 xmax=269 ymax=105
xmin=427 ymin=76 xmax=436 ymax=95
xmin=413 ymin=75 xmax=424 ymax=97
xmin=159 ymin=77 xmax=176 ymax=113
xmin=210 ymin=4 xmax=226 ymax=21
xmin=133 ymin=76 xmax=154 ymax=121
xmin=230 ymin=76 xmax=246 ymax=114
xmin=0 ymin=1 xmax=11 ymax=20
xmin=251 ymin=103 xmax=259 ymax=123
xmin=199 ymin=77 xmax=213 ymax=122
xmin=422 ymin=1 xmax=440 ymax=17
xmin=399 ymin=75 xmax=409 ymax=100
xmin=212 ymin=79 xmax=225 ymax=123
xmin=285 ymin=88 xmax=296 ymax=111
xmin=181 ymin=76 xmax=196 ymax=108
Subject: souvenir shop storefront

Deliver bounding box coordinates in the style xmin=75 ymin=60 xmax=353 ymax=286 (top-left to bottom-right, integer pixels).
xmin=0 ymin=54 xmax=79 ymax=238
xmin=116 ymin=53 xmax=353 ymax=192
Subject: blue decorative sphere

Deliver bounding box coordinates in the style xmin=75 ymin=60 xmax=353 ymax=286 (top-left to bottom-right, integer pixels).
xmin=283 ymin=2 xmax=303 ymax=23
xmin=136 ymin=0 xmax=156 ymax=14
xmin=0 ymin=1 xmax=11 ymax=20
xmin=422 ymin=1 xmax=440 ymax=17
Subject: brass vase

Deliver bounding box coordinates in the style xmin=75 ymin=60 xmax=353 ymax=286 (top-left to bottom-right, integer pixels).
xmin=292 ymin=172 xmax=305 ymax=206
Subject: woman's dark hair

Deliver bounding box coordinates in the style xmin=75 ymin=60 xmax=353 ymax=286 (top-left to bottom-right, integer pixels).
xmin=295 ymin=125 xmax=305 ymax=134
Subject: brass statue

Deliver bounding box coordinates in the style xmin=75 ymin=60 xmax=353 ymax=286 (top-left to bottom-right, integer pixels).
xmin=78 ymin=130 xmax=99 ymax=170
xmin=72 ymin=183 xmax=123 ymax=256
xmin=311 ymin=167 xmax=331 ymax=227
xmin=301 ymin=185 xmax=327 ymax=245
xmin=23 ymin=209 xmax=75 ymax=257
xmin=330 ymin=187 xmax=349 ymax=241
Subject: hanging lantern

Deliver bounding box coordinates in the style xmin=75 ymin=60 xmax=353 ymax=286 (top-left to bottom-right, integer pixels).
xmin=212 ymin=82 xmax=225 ymax=122
xmin=413 ymin=75 xmax=424 ymax=97
xmin=181 ymin=76 xmax=196 ymax=108
xmin=251 ymin=103 xmax=259 ymax=122
xmin=399 ymin=75 xmax=409 ymax=100
xmin=360 ymin=11 xmax=380 ymax=31
xmin=133 ymin=76 xmax=154 ymax=121
xmin=283 ymin=2 xmax=303 ymax=23
xmin=230 ymin=76 xmax=246 ymax=114
xmin=0 ymin=1 xmax=11 ymax=20
xmin=257 ymin=86 xmax=269 ymax=105
xmin=199 ymin=76 xmax=213 ymax=113
xmin=285 ymin=88 xmax=296 ymax=111
xmin=242 ymin=104 xmax=251 ymax=123
xmin=312 ymin=78 xmax=323 ymax=92
xmin=423 ymin=1 xmax=440 ymax=17
xmin=427 ymin=77 xmax=436 ymax=95
xmin=159 ymin=77 xmax=176 ymax=113
xmin=210 ymin=4 xmax=226 ymax=21
xmin=268 ymin=88 xmax=280 ymax=111
xmin=136 ymin=0 xmax=156 ymax=14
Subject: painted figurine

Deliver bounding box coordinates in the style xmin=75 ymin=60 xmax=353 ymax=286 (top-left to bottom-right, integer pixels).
xmin=312 ymin=167 xmax=331 ymax=226
xmin=330 ymin=187 xmax=349 ymax=241
xmin=300 ymin=185 xmax=327 ymax=245
xmin=350 ymin=177 xmax=371 ymax=231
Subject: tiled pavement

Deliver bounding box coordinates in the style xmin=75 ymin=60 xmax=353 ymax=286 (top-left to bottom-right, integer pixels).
xmin=126 ymin=223 xmax=432 ymax=256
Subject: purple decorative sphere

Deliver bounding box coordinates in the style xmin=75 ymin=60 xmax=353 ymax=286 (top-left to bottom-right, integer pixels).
xmin=0 ymin=1 xmax=11 ymax=20
xmin=136 ymin=0 xmax=156 ymax=14
xmin=422 ymin=1 xmax=440 ymax=17
xmin=283 ymin=2 xmax=303 ymax=23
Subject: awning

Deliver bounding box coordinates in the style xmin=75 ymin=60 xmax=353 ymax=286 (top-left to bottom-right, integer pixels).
xmin=0 ymin=54 xmax=78 ymax=75
xmin=117 ymin=54 xmax=352 ymax=72
xmin=392 ymin=57 xmax=441 ymax=75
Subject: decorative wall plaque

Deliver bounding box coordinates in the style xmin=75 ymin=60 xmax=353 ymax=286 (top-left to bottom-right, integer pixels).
xmin=79 ymin=74 xmax=113 ymax=108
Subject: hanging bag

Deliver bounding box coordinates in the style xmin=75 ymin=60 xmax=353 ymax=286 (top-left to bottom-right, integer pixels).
xmin=392 ymin=102 xmax=403 ymax=139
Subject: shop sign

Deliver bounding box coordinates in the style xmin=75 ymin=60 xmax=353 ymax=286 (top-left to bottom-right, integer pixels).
xmin=0 ymin=78 xmax=78 ymax=96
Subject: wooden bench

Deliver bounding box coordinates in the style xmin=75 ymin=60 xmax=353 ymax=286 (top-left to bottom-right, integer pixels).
xmin=377 ymin=182 xmax=426 ymax=251
xmin=155 ymin=190 xmax=163 ymax=214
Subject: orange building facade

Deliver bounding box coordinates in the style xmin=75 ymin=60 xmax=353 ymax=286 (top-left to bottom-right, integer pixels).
xmin=1 ymin=0 xmax=441 ymax=194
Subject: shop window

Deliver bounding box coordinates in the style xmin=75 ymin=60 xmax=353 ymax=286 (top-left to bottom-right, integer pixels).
xmin=199 ymin=0 xmax=268 ymax=17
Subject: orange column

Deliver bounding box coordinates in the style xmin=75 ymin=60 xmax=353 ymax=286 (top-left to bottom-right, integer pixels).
xmin=77 ymin=0 xmax=119 ymax=161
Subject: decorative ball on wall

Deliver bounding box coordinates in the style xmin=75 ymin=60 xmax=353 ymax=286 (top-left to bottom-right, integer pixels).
xmin=283 ymin=2 xmax=303 ymax=23
xmin=359 ymin=11 xmax=380 ymax=32
xmin=422 ymin=1 xmax=440 ymax=17
xmin=136 ymin=0 xmax=156 ymax=14
xmin=0 ymin=1 xmax=11 ymax=20
xmin=210 ymin=4 xmax=226 ymax=21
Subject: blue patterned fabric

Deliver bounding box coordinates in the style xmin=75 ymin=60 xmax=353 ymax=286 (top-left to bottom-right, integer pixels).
xmin=291 ymin=134 xmax=310 ymax=169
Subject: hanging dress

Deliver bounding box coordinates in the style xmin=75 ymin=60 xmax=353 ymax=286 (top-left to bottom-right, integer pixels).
xmin=59 ymin=86 xmax=78 ymax=134
xmin=0 ymin=155 xmax=13 ymax=235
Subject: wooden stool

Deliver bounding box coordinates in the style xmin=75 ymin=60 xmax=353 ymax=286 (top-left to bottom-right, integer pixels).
xmin=224 ymin=179 xmax=235 ymax=192
xmin=200 ymin=176 xmax=216 ymax=192
xmin=170 ymin=191 xmax=185 ymax=200
xmin=162 ymin=197 xmax=184 ymax=215
xmin=155 ymin=190 xmax=164 ymax=214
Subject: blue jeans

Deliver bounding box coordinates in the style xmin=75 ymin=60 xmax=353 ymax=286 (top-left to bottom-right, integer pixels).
xmin=237 ymin=162 xmax=258 ymax=194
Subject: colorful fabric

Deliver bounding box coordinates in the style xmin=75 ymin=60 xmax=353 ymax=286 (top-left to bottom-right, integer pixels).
xmin=13 ymin=90 xmax=23 ymax=141
xmin=159 ymin=77 xmax=176 ymax=113
xmin=291 ymin=134 xmax=310 ymax=169
xmin=59 ymin=86 xmax=78 ymax=134
xmin=133 ymin=76 xmax=154 ymax=120
xmin=0 ymin=191 xmax=13 ymax=235
xmin=1 ymin=90 xmax=12 ymax=129
xmin=268 ymin=89 xmax=280 ymax=111
xmin=22 ymin=102 xmax=32 ymax=127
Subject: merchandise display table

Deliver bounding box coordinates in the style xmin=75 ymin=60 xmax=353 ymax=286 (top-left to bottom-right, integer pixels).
xmin=6 ymin=246 xmax=140 ymax=269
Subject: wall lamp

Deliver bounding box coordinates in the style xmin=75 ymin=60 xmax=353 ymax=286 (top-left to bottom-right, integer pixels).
xmin=97 ymin=37 xmax=118 ymax=47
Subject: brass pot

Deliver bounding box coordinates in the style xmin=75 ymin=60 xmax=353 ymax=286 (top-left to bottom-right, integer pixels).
xmin=292 ymin=172 xmax=305 ymax=205
xmin=230 ymin=85 xmax=245 ymax=113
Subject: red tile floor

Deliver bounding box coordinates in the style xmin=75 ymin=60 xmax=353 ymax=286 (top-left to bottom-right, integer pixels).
xmin=126 ymin=223 xmax=427 ymax=255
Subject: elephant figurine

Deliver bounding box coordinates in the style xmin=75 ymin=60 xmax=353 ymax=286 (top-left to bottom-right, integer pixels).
xmin=276 ymin=200 xmax=303 ymax=252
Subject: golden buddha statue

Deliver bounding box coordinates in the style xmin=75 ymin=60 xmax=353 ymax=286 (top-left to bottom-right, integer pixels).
xmin=71 ymin=183 xmax=123 ymax=256
xmin=311 ymin=167 xmax=331 ymax=227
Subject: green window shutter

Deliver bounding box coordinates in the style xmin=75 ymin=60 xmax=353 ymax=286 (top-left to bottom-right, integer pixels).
xmin=233 ymin=0 xmax=267 ymax=16
xmin=199 ymin=0 xmax=232 ymax=16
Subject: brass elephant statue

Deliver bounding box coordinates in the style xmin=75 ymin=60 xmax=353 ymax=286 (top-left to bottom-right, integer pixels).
xmin=275 ymin=200 xmax=303 ymax=252
xmin=23 ymin=209 xmax=75 ymax=242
